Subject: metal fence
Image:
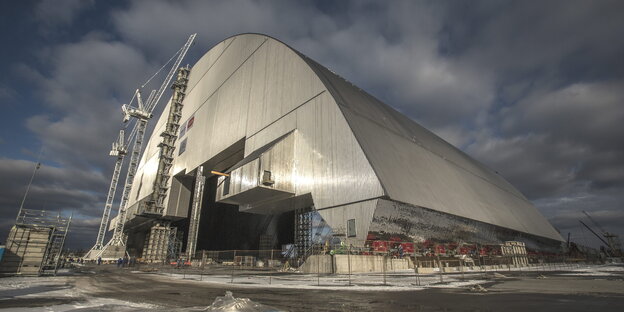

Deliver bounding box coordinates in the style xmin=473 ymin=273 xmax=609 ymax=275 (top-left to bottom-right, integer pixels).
xmin=115 ymin=242 xmax=600 ymax=288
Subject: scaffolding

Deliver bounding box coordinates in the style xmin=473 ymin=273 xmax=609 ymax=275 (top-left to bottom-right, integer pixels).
xmin=186 ymin=166 xmax=205 ymax=259
xmin=295 ymin=207 xmax=313 ymax=261
xmin=168 ymin=228 xmax=183 ymax=261
xmin=0 ymin=209 xmax=71 ymax=276
xmin=144 ymin=66 xmax=191 ymax=216
xmin=142 ymin=222 xmax=179 ymax=263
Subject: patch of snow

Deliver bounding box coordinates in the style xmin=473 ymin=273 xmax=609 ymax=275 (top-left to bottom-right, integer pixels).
xmin=557 ymin=272 xmax=616 ymax=276
xmin=159 ymin=271 xmax=489 ymax=292
xmin=2 ymin=299 xmax=159 ymax=312
xmin=0 ymin=275 xmax=160 ymax=311
xmin=202 ymin=291 xmax=284 ymax=312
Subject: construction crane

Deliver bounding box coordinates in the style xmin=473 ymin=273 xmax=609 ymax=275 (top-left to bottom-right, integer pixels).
xmin=581 ymin=210 xmax=622 ymax=257
xmin=84 ymin=130 xmax=126 ymax=259
xmin=107 ymin=90 xmax=150 ymax=248
xmin=104 ymin=33 xmax=197 ymax=250
xmin=88 ymin=34 xmax=196 ymax=259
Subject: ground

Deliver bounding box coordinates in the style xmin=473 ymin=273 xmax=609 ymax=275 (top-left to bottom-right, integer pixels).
xmin=0 ymin=263 xmax=623 ymax=311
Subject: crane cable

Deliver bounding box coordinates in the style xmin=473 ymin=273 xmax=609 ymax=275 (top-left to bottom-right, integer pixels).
xmin=117 ymin=34 xmax=194 ymax=151
xmin=140 ymin=45 xmax=184 ymax=89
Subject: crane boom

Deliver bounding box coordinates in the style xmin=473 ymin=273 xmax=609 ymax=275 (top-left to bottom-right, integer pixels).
xmin=582 ymin=210 xmax=607 ymax=233
xmin=145 ymin=33 xmax=196 ymax=113
xmin=579 ymin=220 xmax=612 ymax=248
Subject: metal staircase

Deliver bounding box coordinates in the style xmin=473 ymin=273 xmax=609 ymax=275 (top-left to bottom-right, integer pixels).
xmin=40 ymin=223 xmax=70 ymax=275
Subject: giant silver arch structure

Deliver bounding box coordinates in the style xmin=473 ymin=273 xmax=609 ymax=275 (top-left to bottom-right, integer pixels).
xmin=113 ymin=33 xmax=563 ymax=261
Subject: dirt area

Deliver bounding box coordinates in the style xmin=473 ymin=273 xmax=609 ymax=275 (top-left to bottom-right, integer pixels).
xmin=1 ymin=264 xmax=623 ymax=311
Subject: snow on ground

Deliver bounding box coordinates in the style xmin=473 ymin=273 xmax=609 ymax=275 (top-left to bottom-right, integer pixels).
xmin=159 ymin=270 xmax=487 ymax=292
xmin=0 ymin=275 xmax=159 ymax=311
xmin=555 ymin=263 xmax=624 ymax=276
xmin=0 ymin=275 xmax=76 ymax=295
xmin=1 ymin=264 xmax=621 ymax=311
xmin=158 ymin=263 xmax=624 ymax=292
xmin=4 ymin=299 xmax=159 ymax=312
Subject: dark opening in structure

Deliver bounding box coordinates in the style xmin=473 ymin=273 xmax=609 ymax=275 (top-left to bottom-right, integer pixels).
xmin=195 ymin=176 xmax=295 ymax=251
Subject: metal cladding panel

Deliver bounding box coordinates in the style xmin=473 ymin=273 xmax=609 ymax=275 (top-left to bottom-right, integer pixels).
xmin=244 ymin=113 xmax=297 ymax=152
xmin=131 ymin=153 xmax=159 ymax=203
xmin=294 ymin=93 xmax=384 ymax=209
xmin=305 ymin=59 xmax=524 ymax=200
xmin=175 ymin=37 xmax=264 ymax=173
xmin=301 ymin=57 xmax=563 ymax=242
xmin=245 ymin=39 xmax=326 ymax=137
xmin=244 ymin=92 xmax=384 ymax=210
xmin=216 ymin=132 xmax=297 ymax=208
xmin=165 ymin=176 xmax=192 ymax=218
xmin=127 ymin=99 xmax=171 ymax=209
xmin=259 ymin=132 xmax=296 ymax=193
xmin=317 ymin=199 xmax=378 ymax=246
xmin=172 ymin=35 xmax=325 ymax=175
xmin=227 ymin=158 xmax=260 ymax=197
xmin=185 ymin=37 xmax=235 ymax=92
xmin=184 ymin=35 xmax=266 ymax=108
xmin=159 ymin=33 xmax=382 ymax=212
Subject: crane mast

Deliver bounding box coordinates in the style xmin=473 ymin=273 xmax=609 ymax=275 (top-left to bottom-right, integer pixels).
xmin=97 ymin=131 xmax=127 ymax=247
xmin=84 ymin=131 xmax=126 ymax=260
xmin=109 ymin=118 xmax=148 ymax=246
xmin=107 ymin=89 xmax=152 ymax=247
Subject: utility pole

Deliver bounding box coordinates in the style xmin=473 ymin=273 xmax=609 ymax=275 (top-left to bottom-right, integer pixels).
xmin=17 ymin=150 xmax=43 ymax=219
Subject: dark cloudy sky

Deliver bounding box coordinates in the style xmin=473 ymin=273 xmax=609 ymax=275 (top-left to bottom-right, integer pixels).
xmin=1 ymin=0 xmax=623 ymax=250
